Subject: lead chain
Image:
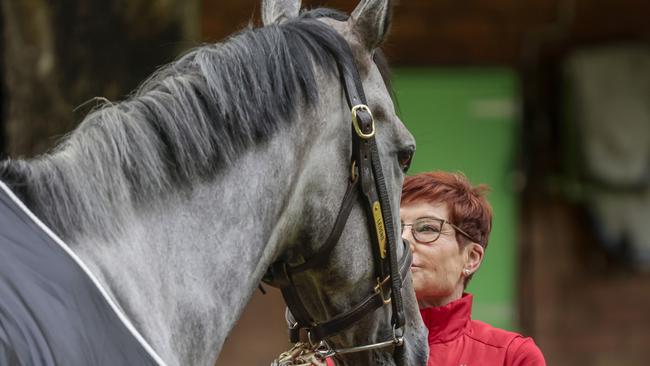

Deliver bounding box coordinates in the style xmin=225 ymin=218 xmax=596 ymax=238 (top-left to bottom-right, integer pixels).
xmin=271 ymin=342 xmax=328 ymax=366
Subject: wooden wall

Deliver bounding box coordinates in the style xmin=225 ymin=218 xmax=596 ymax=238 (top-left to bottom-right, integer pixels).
xmin=202 ymin=0 xmax=650 ymax=66
xmin=521 ymin=198 xmax=650 ymax=365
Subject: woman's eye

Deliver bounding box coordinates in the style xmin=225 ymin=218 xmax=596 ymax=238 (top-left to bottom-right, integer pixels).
xmin=418 ymin=225 xmax=439 ymax=233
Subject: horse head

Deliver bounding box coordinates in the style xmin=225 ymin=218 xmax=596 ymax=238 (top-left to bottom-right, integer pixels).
xmin=260 ymin=1 xmax=428 ymax=365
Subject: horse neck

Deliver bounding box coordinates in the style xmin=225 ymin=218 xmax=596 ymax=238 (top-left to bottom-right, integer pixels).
xmin=15 ymin=126 xmax=306 ymax=366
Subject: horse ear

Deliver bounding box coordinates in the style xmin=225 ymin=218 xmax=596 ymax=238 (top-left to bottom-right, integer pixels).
xmin=261 ymin=0 xmax=301 ymax=25
xmin=350 ymin=0 xmax=393 ymax=50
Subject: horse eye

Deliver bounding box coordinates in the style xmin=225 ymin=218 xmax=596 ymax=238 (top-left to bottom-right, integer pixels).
xmin=397 ymin=148 xmax=414 ymax=173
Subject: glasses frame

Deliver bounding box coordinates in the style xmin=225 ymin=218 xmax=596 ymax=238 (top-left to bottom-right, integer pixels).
xmin=402 ymin=216 xmax=479 ymax=245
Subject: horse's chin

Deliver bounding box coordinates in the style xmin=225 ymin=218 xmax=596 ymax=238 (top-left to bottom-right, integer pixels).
xmin=394 ymin=340 xmax=429 ymax=366
xmin=396 ymin=320 xmax=429 ymax=366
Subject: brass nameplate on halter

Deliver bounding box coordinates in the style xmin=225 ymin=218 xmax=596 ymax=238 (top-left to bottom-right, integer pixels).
xmin=372 ymin=201 xmax=387 ymax=259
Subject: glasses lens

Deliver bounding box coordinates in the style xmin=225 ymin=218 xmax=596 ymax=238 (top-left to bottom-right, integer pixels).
xmin=412 ymin=219 xmax=442 ymax=243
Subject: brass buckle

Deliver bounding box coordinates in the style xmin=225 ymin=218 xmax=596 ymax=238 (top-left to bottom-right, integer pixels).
xmin=374 ymin=276 xmax=392 ymax=305
xmin=351 ymin=104 xmax=375 ymax=139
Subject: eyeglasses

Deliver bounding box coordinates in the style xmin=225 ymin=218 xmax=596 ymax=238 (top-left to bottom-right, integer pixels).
xmin=401 ymin=217 xmax=479 ymax=245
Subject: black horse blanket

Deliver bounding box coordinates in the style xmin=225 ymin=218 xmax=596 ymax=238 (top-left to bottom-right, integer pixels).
xmin=0 ymin=182 xmax=164 ymax=366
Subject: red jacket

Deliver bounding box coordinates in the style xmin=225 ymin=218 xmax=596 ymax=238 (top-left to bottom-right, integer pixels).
xmin=420 ymin=293 xmax=545 ymax=366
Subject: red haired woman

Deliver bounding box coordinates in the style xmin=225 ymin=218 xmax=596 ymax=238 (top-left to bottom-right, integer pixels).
xmin=401 ymin=171 xmax=545 ymax=365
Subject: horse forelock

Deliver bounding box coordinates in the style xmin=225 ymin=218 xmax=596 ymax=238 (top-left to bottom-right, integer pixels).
xmin=1 ymin=14 xmax=358 ymax=241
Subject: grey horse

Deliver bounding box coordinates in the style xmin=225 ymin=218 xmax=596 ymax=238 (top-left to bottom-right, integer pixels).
xmin=0 ymin=0 xmax=428 ymax=365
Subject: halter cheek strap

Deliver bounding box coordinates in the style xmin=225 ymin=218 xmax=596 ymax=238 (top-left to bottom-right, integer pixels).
xmin=341 ymin=59 xmax=406 ymax=332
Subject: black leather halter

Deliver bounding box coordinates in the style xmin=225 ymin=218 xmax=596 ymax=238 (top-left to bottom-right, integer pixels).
xmin=263 ymin=44 xmax=412 ymax=357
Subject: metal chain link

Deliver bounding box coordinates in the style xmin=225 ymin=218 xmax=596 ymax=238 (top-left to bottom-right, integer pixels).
xmin=271 ymin=342 xmax=329 ymax=366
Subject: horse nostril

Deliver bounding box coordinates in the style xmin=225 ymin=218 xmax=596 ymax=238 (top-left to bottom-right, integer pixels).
xmin=397 ymin=148 xmax=414 ymax=173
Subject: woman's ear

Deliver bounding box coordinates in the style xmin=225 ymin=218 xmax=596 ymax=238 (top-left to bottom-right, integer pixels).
xmin=350 ymin=0 xmax=393 ymax=51
xmin=464 ymin=243 xmax=484 ymax=275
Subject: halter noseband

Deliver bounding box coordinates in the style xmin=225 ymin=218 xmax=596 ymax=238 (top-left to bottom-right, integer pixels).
xmin=263 ymin=38 xmax=411 ymax=361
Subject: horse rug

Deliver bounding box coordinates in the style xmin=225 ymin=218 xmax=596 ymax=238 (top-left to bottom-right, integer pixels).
xmin=0 ymin=181 xmax=164 ymax=366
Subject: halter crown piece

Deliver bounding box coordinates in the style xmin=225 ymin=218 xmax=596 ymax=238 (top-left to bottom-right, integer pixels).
xmin=263 ymin=26 xmax=411 ymax=364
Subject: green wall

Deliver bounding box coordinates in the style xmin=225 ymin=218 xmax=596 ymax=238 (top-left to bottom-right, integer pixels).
xmin=393 ymin=68 xmax=520 ymax=329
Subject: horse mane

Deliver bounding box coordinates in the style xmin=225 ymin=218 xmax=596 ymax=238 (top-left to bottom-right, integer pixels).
xmin=0 ymin=12 xmax=362 ymax=239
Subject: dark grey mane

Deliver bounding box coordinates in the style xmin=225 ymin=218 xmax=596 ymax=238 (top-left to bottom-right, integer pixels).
xmin=0 ymin=13 xmax=359 ymax=239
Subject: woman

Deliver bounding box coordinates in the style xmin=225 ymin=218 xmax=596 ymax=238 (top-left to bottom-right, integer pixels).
xmin=401 ymin=171 xmax=545 ymax=365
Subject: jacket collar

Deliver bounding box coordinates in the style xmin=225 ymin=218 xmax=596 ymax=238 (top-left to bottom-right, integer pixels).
xmin=419 ymin=293 xmax=472 ymax=343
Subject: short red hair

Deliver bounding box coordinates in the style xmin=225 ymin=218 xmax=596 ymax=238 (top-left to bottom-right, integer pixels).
xmin=401 ymin=171 xmax=492 ymax=249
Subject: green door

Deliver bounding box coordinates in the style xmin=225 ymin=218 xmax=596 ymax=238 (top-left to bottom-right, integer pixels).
xmin=394 ymin=68 xmax=519 ymax=329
